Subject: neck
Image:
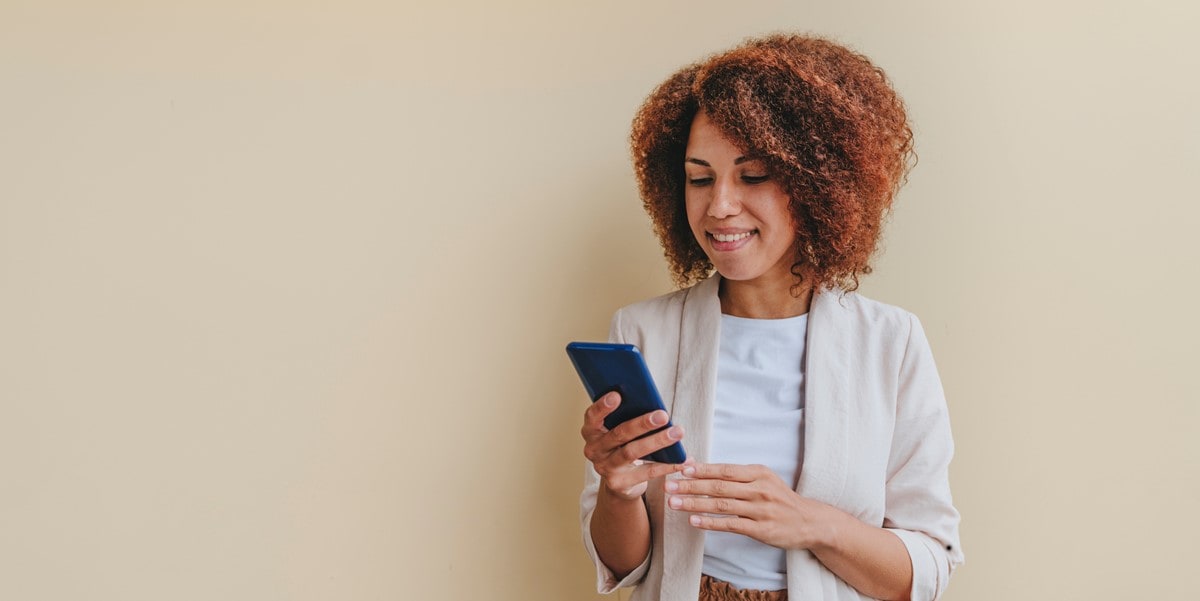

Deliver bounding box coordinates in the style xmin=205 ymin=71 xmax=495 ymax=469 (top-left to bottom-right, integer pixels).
xmin=718 ymin=274 xmax=814 ymax=319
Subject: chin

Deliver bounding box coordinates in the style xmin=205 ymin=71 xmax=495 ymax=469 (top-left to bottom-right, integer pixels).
xmin=714 ymin=266 xmax=765 ymax=282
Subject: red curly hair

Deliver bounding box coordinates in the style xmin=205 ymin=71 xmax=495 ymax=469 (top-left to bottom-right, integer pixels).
xmin=631 ymin=33 xmax=915 ymax=291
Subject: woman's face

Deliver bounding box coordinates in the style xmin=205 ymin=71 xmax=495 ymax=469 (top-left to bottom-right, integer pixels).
xmin=684 ymin=110 xmax=798 ymax=285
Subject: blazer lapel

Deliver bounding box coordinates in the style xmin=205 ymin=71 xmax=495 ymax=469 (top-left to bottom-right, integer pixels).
xmin=668 ymin=274 xmax=722 ymax=449
xmin=661 ymin=274 xmax=721 ymax=599
xmin=795 ymin=287 xmax=850 ymax=506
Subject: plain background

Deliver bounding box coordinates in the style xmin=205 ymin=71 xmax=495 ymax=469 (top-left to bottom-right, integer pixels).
xmin=2 ymin=1 xmax=1197 ymax=599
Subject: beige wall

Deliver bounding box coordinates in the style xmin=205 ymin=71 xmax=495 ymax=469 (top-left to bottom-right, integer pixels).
xmin=2 ymin=2 xmax=1197 ymax=599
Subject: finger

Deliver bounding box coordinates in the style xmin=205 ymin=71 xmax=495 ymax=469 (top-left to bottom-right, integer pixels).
xmin=681 ymin=463 xmax=761 ymax=483
xmin=589 ymin=409 xmax=674 ymax=459
xmin=605 ymin=458 xmax=688 ymax=494
xmin=688 ymin=513 xmax=757 ymax=535
xmin=619 ymin=460 xmax=689 ymax=487
xmin=616 ymin=424 xmax=684 ymax=464
xmin=664 ymin=477 xmax=751 ymax=500
xmin=667 ymin=494 xmax=753 ymax=517
xmin=605 ymin=409 xmax=671 ymax=448
xmin=580 ymin=392 xmax=621 ymax=441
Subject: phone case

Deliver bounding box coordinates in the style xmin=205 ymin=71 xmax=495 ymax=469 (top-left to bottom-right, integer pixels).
xmin=565 ymin=341 xmax=687 ymax=464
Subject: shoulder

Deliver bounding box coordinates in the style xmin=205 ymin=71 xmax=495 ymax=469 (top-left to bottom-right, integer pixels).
xmin=609 ymin=286 xmax=690 ymax=346
xmin=614 ymin=275 xmax=715 ymax=328
xmin=820 ymin=288 xmax=920 ymax=341
xmin=827 ymin=291 xmax=947 ymax=421
xmin=614 ymin=285 xmax=691 ymax=324
xmin=608 ymin=278 xmax=712 ymax=346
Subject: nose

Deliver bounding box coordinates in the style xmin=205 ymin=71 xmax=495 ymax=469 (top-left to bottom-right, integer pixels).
xmin=707 ymin=178 xmax=742 ymax=219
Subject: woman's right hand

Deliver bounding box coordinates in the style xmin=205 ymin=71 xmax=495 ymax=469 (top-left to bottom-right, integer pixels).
xmin=581 ymin=391 xmax=688 ymax=501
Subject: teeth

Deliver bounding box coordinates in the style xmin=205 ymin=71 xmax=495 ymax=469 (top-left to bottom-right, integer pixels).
xmin=712 ymin=231 xmax=753 ymax=242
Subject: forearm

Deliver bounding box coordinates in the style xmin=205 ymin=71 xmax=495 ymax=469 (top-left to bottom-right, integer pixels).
xmin=810 ymin=507 xmax=913 ymax=601
xmin=589 ymin=483 xmax=652 ymax=579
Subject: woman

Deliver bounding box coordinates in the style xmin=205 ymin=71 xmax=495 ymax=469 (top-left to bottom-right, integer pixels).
xmin=579 ymin=34 xmax=963 ymax=601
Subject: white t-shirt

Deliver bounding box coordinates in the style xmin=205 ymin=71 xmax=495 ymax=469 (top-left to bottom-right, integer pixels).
xmin=702 ymin=312 xmax=808 ymax=591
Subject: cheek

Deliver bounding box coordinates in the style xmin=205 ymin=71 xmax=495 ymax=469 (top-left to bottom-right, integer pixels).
xmin=767 ymin=195 xmax=796 ymax=235
xmin=775 ymin=221 xmax=798 ymax=252
xmin=764 ymin=202 xmax=798 ymax=252
xmin=684 ymin=197 xmax=706 ymax=236
xmin=683 ymin=191 xmax=698 ymax=219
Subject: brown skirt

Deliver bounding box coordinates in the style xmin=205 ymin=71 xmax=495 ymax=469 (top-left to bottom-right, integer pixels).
xmin=699 ymin=574 xmax=787 ymax=601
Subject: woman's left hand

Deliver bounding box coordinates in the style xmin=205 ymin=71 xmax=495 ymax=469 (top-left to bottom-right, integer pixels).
xmin=665 ymin=463 xmax=836 ymax=551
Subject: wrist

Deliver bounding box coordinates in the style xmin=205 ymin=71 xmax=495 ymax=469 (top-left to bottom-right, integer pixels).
xmin=807 ymin=502 xmax=849 ymax=553
xmin=599 ymin=478 xmax=645 ymax=505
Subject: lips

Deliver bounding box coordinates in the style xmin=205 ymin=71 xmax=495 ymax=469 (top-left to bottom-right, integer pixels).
xmin=712 ymin=231 xmax=753 ymax=242
xmin=707 ymin=229 xmax=757 ymax=251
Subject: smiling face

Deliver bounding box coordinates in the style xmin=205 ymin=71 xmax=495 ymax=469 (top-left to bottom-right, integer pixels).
xmin=684 ymin=110 xmax=798 ymax=285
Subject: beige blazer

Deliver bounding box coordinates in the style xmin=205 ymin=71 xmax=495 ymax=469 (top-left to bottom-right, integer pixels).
xmin=580 ymin=275 xmax=964 ymax=600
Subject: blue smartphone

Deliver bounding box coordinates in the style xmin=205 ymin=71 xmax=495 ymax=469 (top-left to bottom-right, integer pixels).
xmin=565 ymin=341 xmax=687 ymax=464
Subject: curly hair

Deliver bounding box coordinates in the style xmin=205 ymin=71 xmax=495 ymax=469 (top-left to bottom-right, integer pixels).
xmin=631 ymin=33 xmax=915 ymax=291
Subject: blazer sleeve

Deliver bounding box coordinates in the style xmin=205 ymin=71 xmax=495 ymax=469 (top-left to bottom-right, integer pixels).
xmin=578 ymin=308 xmax=652 ymax=593
xmin=882 ymin=314 xmax=965 ymax=601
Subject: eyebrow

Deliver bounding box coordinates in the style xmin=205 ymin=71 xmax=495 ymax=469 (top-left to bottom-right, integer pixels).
xmin=684 ymin=156 xmax=758 ymax=166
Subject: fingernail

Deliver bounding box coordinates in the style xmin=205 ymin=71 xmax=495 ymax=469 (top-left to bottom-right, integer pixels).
xmin=690 ymin=515 xmax=702 ymax=526
xmin=665 ymin=481 xmax=678 ymax=492
xmin=667 ymin=426 xmax=682 ymax=440
xmin=649 ymin=411 xmax=667 ymax=426
xmin=604 ymin=394 xmax=618 ymax=407
xmin=669 ymin=496 xmax=682 ymax=509
xmin=683 ymin=466 xmax=696 ymax=477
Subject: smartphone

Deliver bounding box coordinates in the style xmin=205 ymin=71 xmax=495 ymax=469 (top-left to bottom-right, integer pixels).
xmin=565 ymin=341 xmax=687 ymax=464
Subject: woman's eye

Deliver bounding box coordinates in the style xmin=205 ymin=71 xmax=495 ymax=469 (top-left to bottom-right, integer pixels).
xmin=742 ymin=174 xmax=770 ymax=184
xmin=688 ymin=177 xmax=714 ymax=187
